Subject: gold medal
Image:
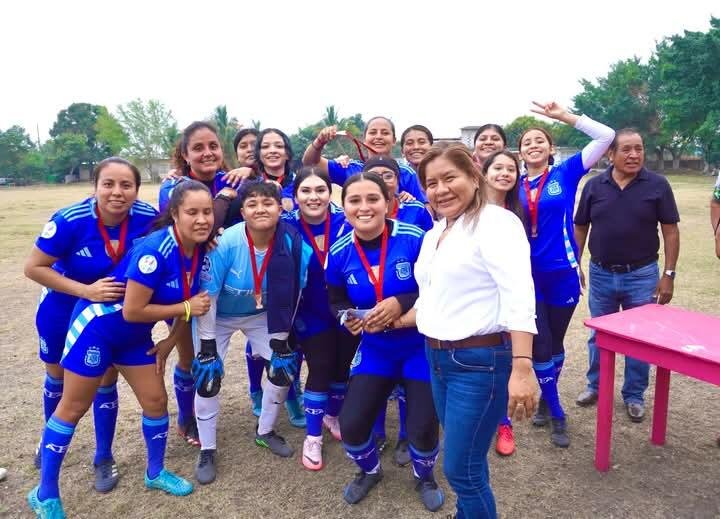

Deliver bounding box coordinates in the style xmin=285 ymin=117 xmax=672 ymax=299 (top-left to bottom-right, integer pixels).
xmin=255 ymin=292 xmax=263 ymax=310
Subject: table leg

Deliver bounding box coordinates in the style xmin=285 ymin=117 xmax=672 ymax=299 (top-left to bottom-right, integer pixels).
xmin=651 ymin=367 xmax=671 ymax=446
xmin=595 ymin=347 xmax=615 ymax=472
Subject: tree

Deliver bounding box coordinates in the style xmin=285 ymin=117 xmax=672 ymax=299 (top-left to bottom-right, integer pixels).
xmin=503 ymin=116 xmax=553 ymax=149
xmin=44 ymin=133 xmax=88 ymax=179
xmin=289 ymin=107 xmax=367 ymax=163
xmin=210 ymin=105 xmax=241 ymax=168
xmin=95 ymin=107 xmax=128 ymax=155
xmin=49 ymin=102 xmax=111 ymax=169
xmin=117 ymin=99 xmax=177 ymax=182
xmin=0 ymin=126 xmax=35 ymax=178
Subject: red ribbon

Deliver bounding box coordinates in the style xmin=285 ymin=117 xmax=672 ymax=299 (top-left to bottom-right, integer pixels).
xmin=173 ymin=225 xmax=200 ymax=300
xmin=263 ymin=172 xmax=285 ymax=186
xmin=95 ymin=205 xmax=128 ymax=264
xmin=300 ymin=214 xmax=330 ymax=266
xmin=245 ymin=226 xmax=275 ymax=306
xmin=522 ymin=168 xmax=549 ymax=238
xmin=336 ymin=131 xmax=379 ymax=162
xmin=353 ymin=224 xmax=388 ymax=304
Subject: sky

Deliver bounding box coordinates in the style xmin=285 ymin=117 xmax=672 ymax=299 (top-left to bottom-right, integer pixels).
xmin=1 ymin=0 xmax=717 ymax=143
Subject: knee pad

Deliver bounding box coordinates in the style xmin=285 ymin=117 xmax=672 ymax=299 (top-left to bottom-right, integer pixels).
xmin=194 ymin=394 xmax=220 ymax=421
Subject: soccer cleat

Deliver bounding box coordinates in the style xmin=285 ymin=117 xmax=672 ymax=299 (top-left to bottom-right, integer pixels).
xmin=302 ymin=436 xmax=324 ymax=471
xmin=195 ymin=449 xmax=216 ymax=485
xmin=495 ymin=424 xmax=516 ymax=456
xmin=323 ymin=415 xmax=342 ymax=441
xmin=144 ymin=468 xmax=193 ymax=496
xmin=177 ymin=419 xmax=201 ymax=447
xmin=94 ymin=458 xmax=120 ymax=493
xmin=250 ymin=390 xmax=263 ymax=418
xmin=256 ymin=430 xmax=294 ymax=458
xmin=342 ymin=469 xmax=383 ymax=504
xmin=285 ymin=398 xmax=306 ymax=428
xmin=550 ymin=418 xmax=570 ymax=448
xmin=393 ymin=438 xmax=411 ymax=466
xmin=415 ymin=476 xmax=445 ymax=512
xmin=532 ymin=399 xmax=550 ymax=427
xmin=27 ymin=486 xmax=66 ymax=519
xmin=34 ymin=442 xmax=42 ymax=470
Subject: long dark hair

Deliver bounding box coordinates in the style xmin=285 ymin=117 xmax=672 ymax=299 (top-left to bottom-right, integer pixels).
xmin=473 ymin=124 xmax=507 ymax=147
xmin=177 ymin=121 xmax=223 ymax=176
xmin=293 ymin=167 xmax=332 ymax=197
xmin=482 ymin=150 xmax=525 ymax=222
xmin=341 ymin=172 xmax=391 ymax=204
xmin=255 ymin=128 xmax=293 ymax=178
xmin=518 ymin=126 xmax=555 ymax=167
xmin=152 ymin=180 xmax=211 ymax=231
xmin=92 ymin=157 xmax=141 ymax=190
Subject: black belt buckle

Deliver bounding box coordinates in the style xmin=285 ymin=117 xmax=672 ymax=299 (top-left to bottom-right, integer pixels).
xmin=606 ymin=263 xmax=632 ymax=273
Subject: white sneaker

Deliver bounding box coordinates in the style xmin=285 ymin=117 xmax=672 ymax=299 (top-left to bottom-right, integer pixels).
xmin=302 ymin=436 xmax=323 ymax=471
xmin=323 ymin=415 xmax=342 ymax=441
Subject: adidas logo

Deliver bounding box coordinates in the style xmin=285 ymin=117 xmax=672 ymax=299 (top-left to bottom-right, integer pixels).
xmin=347 ymin=273 xmax=358 ymax=285
xmin=566 ymin=297 xmax=575 ymax=304
xmin=75 ymin=247 xmax=93 ymax=258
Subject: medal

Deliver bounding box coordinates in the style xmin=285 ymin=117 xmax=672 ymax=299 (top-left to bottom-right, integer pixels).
xmin=245 ymin=226 xmax=275 ymax=310
xmin=522 ymin=168 xmax=549 ymax=239
xmin=353 ymin=224 xmax=389 ymax=304
xmin=173 ymin=225 xmax=200 ymax=300
xmin=300 ymin=214 xmax=330 ymax=266
xmin=95 ymin=205 xmax=128 ymax=264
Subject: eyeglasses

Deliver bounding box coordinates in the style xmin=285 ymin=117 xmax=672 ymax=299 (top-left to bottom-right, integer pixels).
xmin=380 ymin=172 xmax=397 ymax=181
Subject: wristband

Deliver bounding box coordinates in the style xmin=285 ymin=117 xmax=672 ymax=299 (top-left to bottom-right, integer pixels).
xmin=512 ymin=355 xmax=533 ymax=361
xmin=183 ymin=300 xmax=191 ymax=322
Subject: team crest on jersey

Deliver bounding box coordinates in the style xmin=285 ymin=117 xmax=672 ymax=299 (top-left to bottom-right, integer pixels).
xmin=395 ymin=262 xmax=411 ymax=280
xmin=84 ymin=346 xmax=101 ymax=368
xmin=40 ymin=221 xmax=57 ymax=239
xmin=547 ymin=180 xmax=562 ymax=196
xmin=39 ymin=337 xmax=48 ymax=354
xmin=138 ymin=254 xmax=158 ymax=274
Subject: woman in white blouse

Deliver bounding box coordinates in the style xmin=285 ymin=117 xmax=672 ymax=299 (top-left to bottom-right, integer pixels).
xmin=392 ymin=143 xmax=538 ymax=519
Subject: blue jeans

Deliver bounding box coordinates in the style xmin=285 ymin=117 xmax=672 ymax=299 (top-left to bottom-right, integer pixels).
xmin=425 ymin=342 xmax=511 ymax=519
xmin=586 ymin=261 xmax=658 ymax=404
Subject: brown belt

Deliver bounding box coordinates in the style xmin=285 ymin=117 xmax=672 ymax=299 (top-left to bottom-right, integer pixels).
xmin=426 ymin=333 xmax=506 ymax=350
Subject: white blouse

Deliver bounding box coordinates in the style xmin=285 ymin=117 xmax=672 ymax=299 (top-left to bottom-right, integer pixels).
xmin=414 ymin=204 xmax=537 ymax=341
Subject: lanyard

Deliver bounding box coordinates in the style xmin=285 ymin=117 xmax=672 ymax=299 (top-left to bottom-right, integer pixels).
xmin=95 ymin=205 xmax=128 ymax=264
xmin=522 ymin=168 xmax=549 ymax=238
xmin=173 ymin=225 xmax=200 ymax=300
xmin=263 ymin=172 xmax=285 ymax=186
xmin=353 ymin=224 xmax=388 ymax=304
xmin=300 ymin=214 xmax=330 ymax=266
xmin=336 ymin=130 xmax=378 ymax=162
xmin=245 ymin=226 xmax=275 ymax=309
xmin=188 ymin=170 xmax=218 ymax=196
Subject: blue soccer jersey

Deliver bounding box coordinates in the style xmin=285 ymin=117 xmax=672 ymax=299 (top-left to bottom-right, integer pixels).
xmin=158 ymin=171 xmax=232 ymax=212
xmin=518 ymin=152 xmax=587 ymax=272
xmin=393 ymin=199 xmax=433 ymax=231
xmin=327 ymin=159 xmax=427 ymax=203
xmin=281 ymin=204 xmax=351 ymax=339
xmin=33 ymin=198 xmax=158 ymax=364
xmin=325 ymin=221 xmax=425 ymax=351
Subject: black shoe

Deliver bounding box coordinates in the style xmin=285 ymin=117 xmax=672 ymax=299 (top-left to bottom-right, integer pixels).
xmin=576 ymin=389 xmax=598 ymax=407
xmin=550 ymin=418 xmax=570 ymax=448
xmin=195 ymin=449 xmax=216 ymax=484
xmin=343 ymin=469 xmax=383 ymax=504
xmin=532 ymin=399 xmax=550 ymax=427
xmin=626 ymin=402 xmax=645 ymax=423
xmin=94 ymin=458 xmax=120 ymax=493
xmin=415 ymin=476 xmax=445 ymax=512
xmin=393 ymin=438 xmax=411 ymax=467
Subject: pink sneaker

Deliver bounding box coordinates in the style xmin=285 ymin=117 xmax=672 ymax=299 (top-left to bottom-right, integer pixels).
xmin=323 ymin=415 xmax=342 ymax=441
xmin=302 ymin=436 xmax=324 ymax=471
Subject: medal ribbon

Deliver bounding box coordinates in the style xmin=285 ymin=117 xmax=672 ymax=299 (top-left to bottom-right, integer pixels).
xmin=245 ymin=226 xmax=275 ymax=304
xmin=95 ymin=205 xmax=128 ymax=264
xmin=522 ymin=168 xmax=549 ymax=238
xmin=336 ymin=130 xmax=379 ymax=162
xmin=173 ymin=225 xmax=200 ymax=300
xmin=353 ymin=224 xmax=388 ymax=304
xmin=263 ymin=172 xmax=285 ymax=186
xmin=300 ymin=214 xmax=330 ymax=266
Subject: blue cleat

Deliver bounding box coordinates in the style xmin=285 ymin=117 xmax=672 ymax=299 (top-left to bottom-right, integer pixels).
xmin=27 ymin=486 xmax=66 ymax=519
xmin=250 ymin=390 xmax=263 ymax=418
xmin=144 ymin=469 xmax=193 ymax=496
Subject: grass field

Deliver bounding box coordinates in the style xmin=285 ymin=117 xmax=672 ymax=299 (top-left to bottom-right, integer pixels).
xmin=0 ymin=174 xmax=718 ymax=518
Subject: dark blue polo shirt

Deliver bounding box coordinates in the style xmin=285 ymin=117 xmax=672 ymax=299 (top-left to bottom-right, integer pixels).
xmin=574 ymin=167 xmax=679 ymax=265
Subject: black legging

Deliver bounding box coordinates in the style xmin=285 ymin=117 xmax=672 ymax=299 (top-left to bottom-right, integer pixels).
xmin=532 ymin=301 xmax=576 ymax=363
xmin=301 ymin=328 xmax=359 ymax=392
xmin=340 ymin=374 xmax=438 ymax=451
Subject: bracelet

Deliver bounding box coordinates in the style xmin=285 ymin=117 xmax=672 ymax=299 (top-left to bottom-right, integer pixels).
xmin=183 ymin=300 xmax=191 ymax=322
xmin=512 ymin=355 xmax=533 ymax=361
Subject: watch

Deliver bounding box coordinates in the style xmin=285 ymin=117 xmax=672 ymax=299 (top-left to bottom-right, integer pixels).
xmin=664 ymin=270 xmax=676 ymax=279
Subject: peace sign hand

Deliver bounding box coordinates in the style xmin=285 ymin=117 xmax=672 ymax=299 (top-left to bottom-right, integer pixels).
xmin=530 ymin=101 xmax=569 ymax=121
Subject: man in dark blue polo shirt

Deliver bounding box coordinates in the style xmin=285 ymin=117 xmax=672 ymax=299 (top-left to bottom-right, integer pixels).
xmin=573 ymin=128 xmax=680 ymax=422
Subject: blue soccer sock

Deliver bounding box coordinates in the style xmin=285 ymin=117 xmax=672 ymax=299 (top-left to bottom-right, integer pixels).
xmin=534 ymin=361 xmax=565 ymax=420
xmin=93 ymin=383 xmax=118 ymax=465
xmin=38 ymin=416 xmax=76 ymax=501
xmin=396 ymin=388 xmax=408 ymax=441
xmin=246 ymin=342 xmax=265 ymax=395
xmin=303 ymin=390 xmax=328 ymax=437
xmin=372 ymin=403 xmax=387 ymax=440
xmin=142 ymin=414 xmax=169 ymax=479
xmin=42 ymin=374 xmax=64 ymax=423
xmin=344 ymin=436 xmax=380 ymax=474
xmin=499 ymin=415 xmax=512 ymax=427
xmin=409 ymin=442 xmax=439 ymax=481
xmin=173 ymin=366 xmax=195 ymax=426
xmin=553 ymin=352 xmax=566 ymax=382
xmin=326 ymin=382 xmax=346 ymax=417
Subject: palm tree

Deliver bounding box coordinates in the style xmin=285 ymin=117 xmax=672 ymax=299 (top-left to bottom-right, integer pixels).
xmin=210 ymin=105 xmax=240 ymax=167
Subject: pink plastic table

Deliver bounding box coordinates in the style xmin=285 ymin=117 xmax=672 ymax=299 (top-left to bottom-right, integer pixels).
xmin=584 ymin=304 xmax=720 ymax=472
